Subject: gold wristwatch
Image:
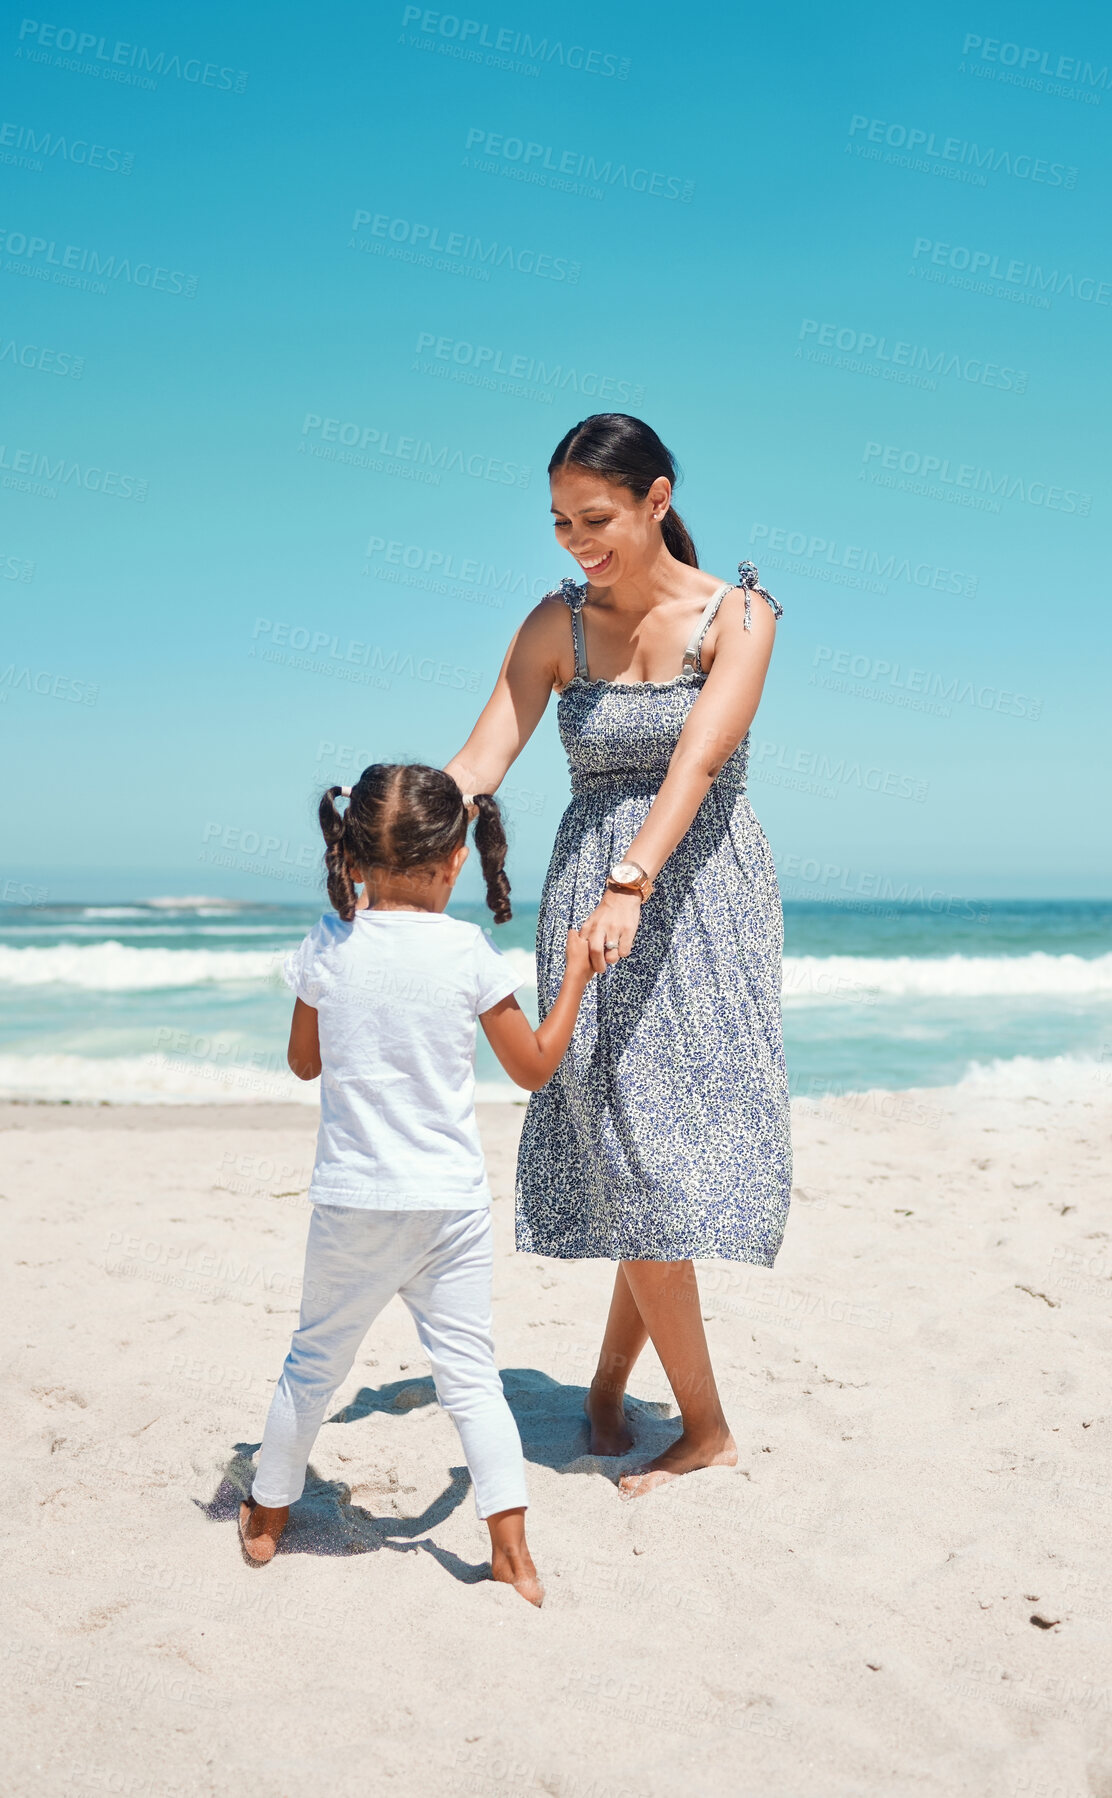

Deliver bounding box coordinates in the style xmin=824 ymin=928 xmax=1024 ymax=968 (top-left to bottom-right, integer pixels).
xmin=605 ymin=859 xmax=654 ymax=901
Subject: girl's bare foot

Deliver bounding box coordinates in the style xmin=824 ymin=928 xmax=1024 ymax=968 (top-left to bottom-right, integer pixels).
xmin=618 ymin=1429 xmax=737 ymax=1500
xmin=239 ymin=1498 xmax=289 ymax=1563
xmin=487 ymin=1508 xmax=544 ymax=1607
xmin=584 ymin=1383 xmax=634 ymax=1457
xmin=490 ymin=1542 xmax=545 ymax=1607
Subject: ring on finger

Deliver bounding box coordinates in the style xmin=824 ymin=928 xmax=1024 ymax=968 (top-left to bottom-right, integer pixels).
xmin=604 ymin=938 xmax=620 ymax=950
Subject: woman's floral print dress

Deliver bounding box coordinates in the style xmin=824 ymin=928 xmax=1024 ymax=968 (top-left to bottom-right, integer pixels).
xmin=515 ymin=564 xmax=792 ymax=1266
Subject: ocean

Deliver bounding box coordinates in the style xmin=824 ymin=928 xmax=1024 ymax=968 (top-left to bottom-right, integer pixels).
xmin=0 ymin=897 xmax=1109 ymax=1106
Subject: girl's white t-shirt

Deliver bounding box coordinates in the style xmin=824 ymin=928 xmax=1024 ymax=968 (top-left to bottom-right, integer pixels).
xmin=283 ymin=910 xmax=526 ymax=1209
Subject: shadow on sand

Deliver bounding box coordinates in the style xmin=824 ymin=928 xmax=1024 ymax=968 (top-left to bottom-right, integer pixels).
xmin=198 ymin=1368 xmax=678 ymax=1583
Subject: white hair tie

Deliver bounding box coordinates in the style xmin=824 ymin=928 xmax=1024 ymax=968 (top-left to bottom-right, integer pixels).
xmin=462 ymin=793 xmax=476 ymax=806
xmin=339 ymin=786 xmax=352 ymax=798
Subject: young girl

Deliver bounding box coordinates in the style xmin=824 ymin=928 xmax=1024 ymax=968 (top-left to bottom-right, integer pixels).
xmin=240 ymin=763 xmax=594 ymax=1605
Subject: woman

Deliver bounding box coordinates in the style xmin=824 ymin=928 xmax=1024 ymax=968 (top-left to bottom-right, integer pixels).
xmin=445 ymin=414 xmax=791 ymax=1498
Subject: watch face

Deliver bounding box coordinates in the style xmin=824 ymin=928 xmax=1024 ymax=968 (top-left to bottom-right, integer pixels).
xmin=611 ymin=861 xmax=641 ymax=884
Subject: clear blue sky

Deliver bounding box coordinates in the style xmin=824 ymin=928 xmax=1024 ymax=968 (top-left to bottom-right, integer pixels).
xmin=2 ymin=0 xmax=1108 ymax=904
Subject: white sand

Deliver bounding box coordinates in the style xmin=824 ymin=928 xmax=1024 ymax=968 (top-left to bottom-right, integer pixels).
xmin=3 ymin=1084 xmax=1111 ymax=1797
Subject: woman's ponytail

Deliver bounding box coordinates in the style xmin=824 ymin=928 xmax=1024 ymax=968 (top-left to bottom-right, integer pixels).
xmin=661 ymin=506 xmax=697 ymax=568
xmin=318 ymin=786 xmax=357 ymax=922
xmin=470 ymin=794 xmax=512 ymax=924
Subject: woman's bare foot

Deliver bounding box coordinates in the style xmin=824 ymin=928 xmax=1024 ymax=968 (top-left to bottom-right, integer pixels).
xmin=618 ymin=1430 xmax=737 ymax=1499
xmin=584 ymin=1383 xmax=634 ymax=1457
xmin=487 ymin=1508 xmax=544 ymax=1607
xmin=238 ymin=1498 xmax=289 ymax=1563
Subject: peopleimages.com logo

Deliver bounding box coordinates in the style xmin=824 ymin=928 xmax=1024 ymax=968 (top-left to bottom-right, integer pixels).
xmin=250 ymin=619 xmax=484 ymax=696
xmin=861 ymin=442 xmax=1091 ymax=514
xmin=797 ymin=318 xmax=1027 ymax=393
xmin=413 ymin=332 xmax=643 ymax=405
xmin=775 ymin=857 xmax=989 ymax=921
xmin=16 ymin=19 xmax=248 ymax=92
xmin=811 ymin=646 xmax=1042 ymax=722
xmin=0 ymin=117 xmax=133 ymax=173
xmin=0 ymin=331 xmax=83 ymax=377
xmin=847 ymin=114 xmax=1078 ymax=186
xmin=753 ymin=740 xmax=929 ymax=804
xmin=910 ymin=238 xmax=1111 ymax=306
xmin=350 ymin=209 xmax=580 ymax=283
xmin=748 ymin=524 xmax=976 ymax=597
xmin=0 ymin=225 xmax=197 ymax=296
xmin=364 ymin=536 xmax=550 ymax=606
xmin=0 ymin=547 xmax=35 ymax=579
xmin=299 ymin=414 xmax=530 ymax=487
xmin=960 ymin=33 xmax=1109 ymax=103
xmin=463 ymin=126 xmax=693 ymax=201
xmin=0 ymin=664 xmax=98 ymax=704
xmin=0 ymin=440 xmax=147 ymax=500
xmin=398 ymin=7 xmax=630 ymax=80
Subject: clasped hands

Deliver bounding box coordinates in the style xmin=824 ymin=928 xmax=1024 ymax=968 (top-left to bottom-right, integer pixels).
xmin=575 ymin=888 xmax=643 ymax=975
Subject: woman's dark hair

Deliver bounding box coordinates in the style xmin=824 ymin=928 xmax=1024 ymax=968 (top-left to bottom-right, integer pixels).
xmin=318 ymin=764 xmax=511 ymax=925
xmin=548 ymin=414 xmax=697 ymax=567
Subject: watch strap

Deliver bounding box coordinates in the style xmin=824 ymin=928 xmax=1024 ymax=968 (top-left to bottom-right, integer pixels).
xmin=605 ymin=873 xmax=654 ymax=901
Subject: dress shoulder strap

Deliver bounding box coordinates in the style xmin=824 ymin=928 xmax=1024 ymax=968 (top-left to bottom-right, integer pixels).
xmin=554 ymin=576 xmax=589 ymax=680
xmin=681 ymin=561 xmax=784 ymax=672
xmin=681 ymin=583 xmax=732 ymax=674
xmin=736 ymin=560 xmax=783 ymax=632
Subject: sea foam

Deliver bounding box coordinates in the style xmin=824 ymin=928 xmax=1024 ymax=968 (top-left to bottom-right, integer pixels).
xmin=0 ymin=943 xmax=285 ymax=990
xmin=0 ymin=1051 xmax=1105 ymax=1107
xmin=1 ymin=941 xmax=1110 ymax=999
xmin=0 ymin=1052 xmax=318 ymax=1104
xmin=781 ymin=952 xmax=1112 ymax=1001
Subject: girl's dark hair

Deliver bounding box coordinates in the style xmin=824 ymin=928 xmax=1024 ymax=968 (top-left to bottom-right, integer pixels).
xmin=318 ymin=765 xmax=511 ymax=925
xmin=548 ymin=413 xmax=697 ymax=567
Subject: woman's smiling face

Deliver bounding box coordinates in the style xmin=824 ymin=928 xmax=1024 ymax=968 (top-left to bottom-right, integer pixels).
xmin=550 ymin=464 xmax=671 ymax=587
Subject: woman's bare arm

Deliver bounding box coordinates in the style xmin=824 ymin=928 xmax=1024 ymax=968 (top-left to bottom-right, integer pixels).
xmin=443 ymin=598 xmax=567 ymax=796
xmin=578 ymin=591 xmax=778 ymax=970
xmin=624 ymin=588 xmax=777 ymax=877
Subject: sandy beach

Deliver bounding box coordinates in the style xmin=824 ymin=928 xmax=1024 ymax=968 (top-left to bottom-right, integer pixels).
xmin=3 ymin=1082 xmax=1110 ymax=1798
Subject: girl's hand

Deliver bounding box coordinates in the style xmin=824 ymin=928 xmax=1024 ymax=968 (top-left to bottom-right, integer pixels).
xmin=578 ymin=890 xmax=643 ymax=975
xmin=564 ymin=928 xmax=597 ymax=985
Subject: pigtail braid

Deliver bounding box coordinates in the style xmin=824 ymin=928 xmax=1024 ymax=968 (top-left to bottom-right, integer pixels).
xmin=315 ymin=764 xmax=510 ymax=921
xmin=318 ymin=786 xmax=357 ymax=922
xmin=470 ymin=794 xmax=512 ymax=924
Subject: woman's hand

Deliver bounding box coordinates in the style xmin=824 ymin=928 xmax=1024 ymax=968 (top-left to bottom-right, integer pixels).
xmin=578 ymin=889 xmax=643 ymax=974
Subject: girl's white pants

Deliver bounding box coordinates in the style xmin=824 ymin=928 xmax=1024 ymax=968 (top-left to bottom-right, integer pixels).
xmin=251 ymin=1204 xmax=528 ymax=1520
